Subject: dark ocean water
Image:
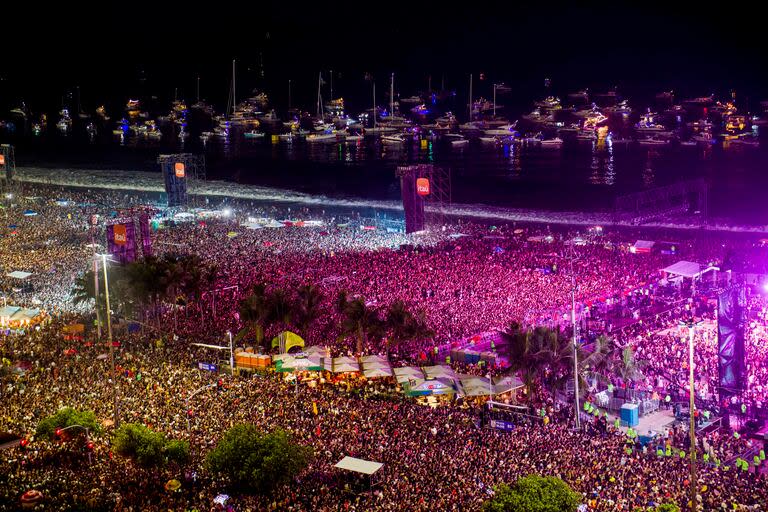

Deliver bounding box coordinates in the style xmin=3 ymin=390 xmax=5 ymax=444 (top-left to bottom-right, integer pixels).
xmin=6 ymin=123 xmax=768 ymax=225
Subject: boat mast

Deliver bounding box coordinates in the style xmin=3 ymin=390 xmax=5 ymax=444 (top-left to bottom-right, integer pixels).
xmin=390 ymin=73 xmax=394 ymax=118
xmin=493 ymin=83 xmax=497 ymax=118
xmin=232 ymin=59 xmax=236 ymax=117
xmin=196 ymin=75 xmax=200 ymax=104
xmin=468 ymin=74 xmax=473 ymax=121
xmin=373 ymin=81 xmax=376 ymax=129
xmin=288 ymin=79 xmax=292 ymax=112
xmin=316 ymin=71 xmax=323 ymax=119
xmin=330 ymin=70 xmax=333 ymax=101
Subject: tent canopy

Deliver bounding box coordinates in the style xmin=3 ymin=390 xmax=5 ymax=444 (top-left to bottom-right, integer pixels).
xmin=6 ymin=271 xmax=32 ymax=280
xmin=661 ymin=260 xmax=702 ymax=279
xmin=334 ymin=456 xmax=383 ymax=476
xmin=271 ymin=331 xmax=305 ymax=353
xmin=633 ymin=240 xmax=655 ymax=252
xmin=393 ymin=366 xmax=424 ymax=383
xmin=363 ymin=367 xmax=393 ymax=378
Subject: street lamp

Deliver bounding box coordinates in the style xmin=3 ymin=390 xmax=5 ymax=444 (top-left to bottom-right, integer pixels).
xmin=100 ymin=254 xmax=120 ymax=428
xmin=680 ymin=317 xmax=702 ymax=512
xmin=55 ymin=424 xmax=93 ymax=465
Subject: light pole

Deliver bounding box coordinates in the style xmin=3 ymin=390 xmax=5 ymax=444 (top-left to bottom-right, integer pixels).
xmin=101 ymin=254 xmax=119 ymax=428
xmin=680 ymin=317 xmax=701 ymax=512
xmin=185 ymin=382 xmax=217 ymax=451
xmin=569 ymin=243 xmax=581 ymax=430
xmin=56 ymin=424 xmax=93 ymax=465
xmin=227 ymin=330 xmax=234 ymax=377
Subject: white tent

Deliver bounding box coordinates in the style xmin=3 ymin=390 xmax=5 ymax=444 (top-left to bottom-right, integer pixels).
xmin=393 ymin=366 xmax=424 ymax=384
xmin=363 ymin=367 xmax=393 ymax=379
xmin=662 ymin=260 xmax=702 ymax=279
xmin=6 ymin=271 xmax=32 ymax=280
xmin=304 ymin=346 xmax=330 ymax=358
xmin=333 ymin=358 xmax=360 ymax=373
xmin=458 ymin=376 xmax=493 ymax=396
xmin=361 ymin=360 xmax=391 ymax=370
xmin=492 ymin=376 xmax=525 ymax=394
xmin=359 ymin=354 xmax=389 ymax=365
xmin=334 ymin=456 xmax=384 ymax=476
xmin=423 ymin=365 xmax=456 ymax=380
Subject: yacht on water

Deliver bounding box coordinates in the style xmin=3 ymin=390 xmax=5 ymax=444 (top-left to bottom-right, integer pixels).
xmin=381 ymin=133 xmax=407 ymax=145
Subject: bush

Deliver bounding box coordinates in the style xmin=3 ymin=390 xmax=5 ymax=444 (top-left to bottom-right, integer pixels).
xmin=36 ymin=407 xmax=100 ymax=440
xmin=112 ymin=423 xmax=189 ymax=467
xmin=483 ymin=475 xmax=581 ymax=512
xmin=206 ymin=424 xmax=312 ymax=492
xmin=652 ymin=504 xmax=681 ymax=512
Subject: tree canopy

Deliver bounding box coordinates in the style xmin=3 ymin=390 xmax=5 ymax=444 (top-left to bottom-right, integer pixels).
xmin=112 ymin=423 xmax=189 ymax=467
xmin=36 ymin=407 xmax=100 ymax=440
xmin=483 ymin=475 xmax=581 ymax=512
xmin=206 ymin=424 xmax=312 ymax=493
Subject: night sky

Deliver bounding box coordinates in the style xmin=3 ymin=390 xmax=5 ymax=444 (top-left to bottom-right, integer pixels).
xmin=3 ymin=3 xmax=768 ymax=113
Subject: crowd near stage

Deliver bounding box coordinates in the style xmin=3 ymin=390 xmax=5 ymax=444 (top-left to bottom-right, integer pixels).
xmin=1 ymin=182 xmax=768 ymax=511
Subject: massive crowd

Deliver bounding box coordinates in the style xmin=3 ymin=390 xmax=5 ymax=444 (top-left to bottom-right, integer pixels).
xmin=1 ymin=183 xmax=768 ymax=510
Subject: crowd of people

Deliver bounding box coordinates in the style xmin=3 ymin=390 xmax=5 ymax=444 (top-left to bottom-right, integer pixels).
xmin=1 ymin=183 xmax=768 ymax=510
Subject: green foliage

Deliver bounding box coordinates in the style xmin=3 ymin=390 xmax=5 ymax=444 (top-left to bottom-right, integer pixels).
xmin=36 ymin=407 xmax=100 ymax=439
xmin=112 ymin=423 xmax=188 ymax=467
xmin=206 ymin=424 xmax=312 ymax=493
xmin=164 ymin=439 xmax=191 ymax=465
xmin=651 ymin=504 xmax=681 ymax=512
xmin=483 ymin=475 xmax=580 ymax=512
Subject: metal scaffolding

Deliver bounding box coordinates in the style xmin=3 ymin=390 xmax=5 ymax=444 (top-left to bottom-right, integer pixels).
xmin=0 ymin=144 xmax=16 ymax=184
xmin=396 ymin=164 xmax=452 ymax=231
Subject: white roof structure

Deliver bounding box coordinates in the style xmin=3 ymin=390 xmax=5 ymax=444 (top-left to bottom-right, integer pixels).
xmin=661 ymin=261 xmax=702 ymax=279
xmin=6 ymin=271 xmax=31 ymax=280
xmin=363 ymin=367 xmax=393 ymax=379
xmin=633 ymin=240 xmax=655 ymax=250
xmin=334 ymin=456 xmax=384 ymax=476
xmin=423 ymin=365 xmax=456 ymax=380
xmin=332 ymin=358 xmax=360 ymax=373
xmin=359 ymin=354 xmax=389 ymax=365
xmin=393 ymin=366 xmax=424 ymax=383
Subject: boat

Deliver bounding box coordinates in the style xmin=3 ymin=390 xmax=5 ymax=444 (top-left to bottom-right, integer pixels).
xmin=410 ymin=104 xmax=430 ymax=116
xmin=479 ymin=136 xmax=501 ymax=144
xmin=213 ymin=127 xmax=228 ymax=137
xmin=539 ymin=137 xmax=563 ymax=148
xmin=637 ymin=137 xmax=669 ymax=146
xmin=381 ymin=133 xmax=407 ymax=145
xmin=576 ymin=130 xmax=596 ymax=141
xmin=444 ymin=133 xmax=469 ymax=147
xmin=306 ymin=132 xmax=338 ymax=143
xmin=400 ymin=95 xmax=422 ymax=104
xmin=484 ymin=124 xmax=517 ymax=136
xmin=244 ymin=130 xmax=265 ymax=139
xmin=344 ymin=134 xmax=363 ymax=143
xmin=279 ymin=133 xmax=295 ymax=143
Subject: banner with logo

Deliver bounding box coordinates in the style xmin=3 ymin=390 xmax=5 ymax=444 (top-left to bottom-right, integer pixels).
xmin=106 ymin=219 xmax=137 ymax=263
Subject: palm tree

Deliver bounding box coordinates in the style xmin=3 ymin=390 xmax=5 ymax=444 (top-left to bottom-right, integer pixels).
xmin=502 ymin=324 xmax=559 ymax=402
xmin=606 ymin=345 xmax=647 ymax=400
xmin=293 ymin=284 xmax=324 ymax=343
xmin=383 ymin=300 xmax=434 ymax=358
xmin=266 ymin=289 xmax=294 ymax=334
xmin=337 ymin=296 xmax=383 ymax=355
xmin=238 ymin=284 xmax=271 ymax=347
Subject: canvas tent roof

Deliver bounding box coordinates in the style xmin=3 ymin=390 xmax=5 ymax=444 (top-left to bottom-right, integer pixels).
xmin=332 ymin=358 xmax=360 ymax=373
xmin=492 ymin=376 xmax=525 ymax=394
xmin=0 ymin=306 xmax=41 ymax=323
xmin=359 ymin=354 xmax=389 ymax=365
xmin=661 ymin=260 xmax=702 ymax=279
xmin=633 ymin=240 xmax=655 ymax=250
xmin=334 ymin=456 xmax=384 ymax=476
xmin=363 ymin=367 xmax=393 ymax=379
xmin=393 ymin=366 xmax=424 ymax=383
xmin=6 ymin=271 xmax=32 ymax=280
xmin=423 ymin=365 xmax=456 ymax=380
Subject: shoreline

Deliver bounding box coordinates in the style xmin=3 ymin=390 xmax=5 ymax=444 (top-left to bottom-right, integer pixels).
xmin=14 ymin=166 xmax=768 ymax=235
